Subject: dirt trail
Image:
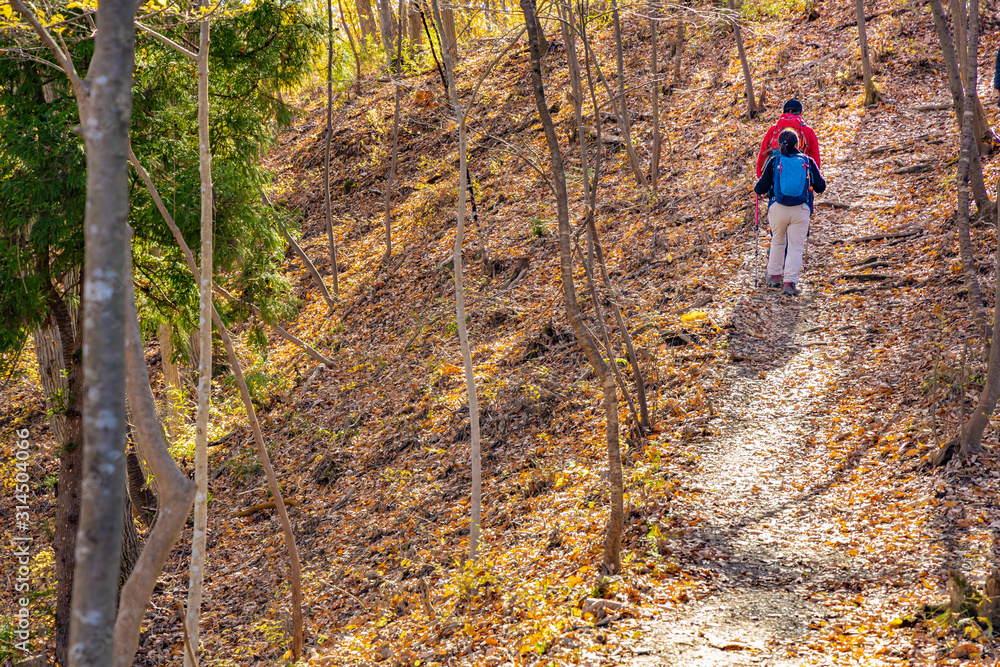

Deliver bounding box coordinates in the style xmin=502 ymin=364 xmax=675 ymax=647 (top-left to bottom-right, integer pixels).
xmin=627 ymin=158 xmax=886 ymax=664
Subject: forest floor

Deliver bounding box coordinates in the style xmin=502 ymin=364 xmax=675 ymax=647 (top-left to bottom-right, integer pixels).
xmin=9 ymin=0 xmax=1000 ymax=666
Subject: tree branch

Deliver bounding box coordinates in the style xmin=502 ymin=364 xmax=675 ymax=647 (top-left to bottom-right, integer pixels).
xmin=135 ymin=20 xmax=198 ymax=59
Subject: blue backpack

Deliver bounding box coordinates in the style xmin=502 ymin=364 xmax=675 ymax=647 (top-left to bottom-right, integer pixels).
xmin=772 ymin=153 xmax=811 ymax=206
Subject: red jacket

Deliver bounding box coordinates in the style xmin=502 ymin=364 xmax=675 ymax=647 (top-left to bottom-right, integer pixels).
xmin=755 ymin=114 xmax=821 ymax=178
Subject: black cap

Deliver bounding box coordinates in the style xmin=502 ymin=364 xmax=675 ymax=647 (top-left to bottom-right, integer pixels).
xmin=783 ymin=98 xmax=803 ymax=114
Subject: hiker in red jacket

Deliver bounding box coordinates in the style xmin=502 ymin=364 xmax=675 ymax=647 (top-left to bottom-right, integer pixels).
xmin=755 ymin=99 xmax=822 ymax=178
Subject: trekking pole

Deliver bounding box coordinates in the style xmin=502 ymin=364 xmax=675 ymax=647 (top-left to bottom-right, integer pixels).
xmin=754 ymin=194 xmax=759 ymax=287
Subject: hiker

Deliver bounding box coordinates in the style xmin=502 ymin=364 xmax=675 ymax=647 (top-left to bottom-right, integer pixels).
xmin=753 ymin=129 xmax=826 ymax=296
xmin=755 ymin=99 xmax=821 ymax=178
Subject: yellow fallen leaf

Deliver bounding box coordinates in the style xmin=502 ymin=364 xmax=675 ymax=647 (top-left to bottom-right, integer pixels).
xmin=440 ymin=361 xmax=462 ymax=374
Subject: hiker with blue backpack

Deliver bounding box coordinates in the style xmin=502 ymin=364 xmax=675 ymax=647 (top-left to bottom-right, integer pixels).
xmin=753 ymin=129 xmax=826 ymax=296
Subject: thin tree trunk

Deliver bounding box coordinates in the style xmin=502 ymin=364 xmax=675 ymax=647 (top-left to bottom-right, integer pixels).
xmin=280 ymin=222 xmax=338 ymax=311
xmin=522 ymin=0 xmax=623 ymax=574
xmin=157 ymin=322 xmax=183 ymax=440
xmin=384 ymin=0 xmax=405 ymax=266
xmin=214 ymin=284 xmax=335 ymax=368
xmin=649 ymin=2 xmax=661 ymax=190
xmin=959 ymin=177 xmax=1000 ymax=457
xmin=672 ymin=18 xmax=684 ymax=88
xmin=610 ymin=0 xmax=649 ymax=192
xmin=729 ymin=0 xmax=758 ymax=118
xmin=114 ymin=248 xmax=196 ymax=667
xmin=856 ymin=0 xmax=881 ymax=105
xmin=325 ymin=6 xmax=341 ymax=296
xmin=930 ymin=0 xmax=994 ymax=217
xmin=431 ymin=0 xmax=482 ymax=561
xmin=130 ymin=150 xmax=305 ymax=664
xmin=441 ymin=2 xmax=458 ymax=61
xmin=185 ymin=12 xmax=212 ymax=665
xmin=337 ymin=0 xmax=362 ymax=95
xmin=356 ymin=0 xmax=378 ymax=45
xmin=957 ymin=100 xmax=990 ymax=341
xmin=564 ymin=2 xmax=644 ymax=431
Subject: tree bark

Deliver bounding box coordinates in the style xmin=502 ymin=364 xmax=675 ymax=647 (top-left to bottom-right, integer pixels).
xmin=441 ymin=2 xmax=458 ymax=61
xmin=378 ymin=0 xmax=396 ymax=63
xmin=356 ymin=0 xmax=378 ymax=45
xmin=959 ymin=176 xmax=1000 ymax=457
xmin=280 ymin=221 xmax=338 ymax=311
xmin=672 ymin=19 xmax=684 ymax=88
xmin=337 ymin=0 xmax=363 ymax=95
xmin=610 ymin=0 xmax=649 ymax=192
xmin=184 ymin=11 xmax=213 ymax=665
xmin=929 ymin=0 xmax=994 ymax=217
xmin=856 ymin=0 xmax=881 ymax=105
xmin=157 ymin=322 xmax=183 ymax=440
xmin=409 ymin=0 xmax=424 ymax=58
xmin=431 ymin=0 xmax=482 ymax=561
xmin=114 ymin=249 xmax=196 ymax=667
xmin=67 ymin=0 xmax=138 ymax=660
xmin=325 ymin=3 xmax=341 ymax=295
xmin=384 ymin=0 xmax=405 ymax=266
xmin=729 ymin=0 xmax=758 ymax=118
xmin=522 ymin=0 xmax=623 ymax=574
xmin=48 ymin=287 xmax=83 ymax=667
xmin=33 ymin=320 xmax=71 ymax=444
xmin=649 ymin=2 xmax=661 ymax=190
xmin=956 ymin=98 xmax=990 ymax=343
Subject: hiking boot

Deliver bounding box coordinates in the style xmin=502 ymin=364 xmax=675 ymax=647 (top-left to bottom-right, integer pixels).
xmin=782 ymin=282 xmax=801 ymax=296
xmin=767 ymin=274 xmax=783 ymax=289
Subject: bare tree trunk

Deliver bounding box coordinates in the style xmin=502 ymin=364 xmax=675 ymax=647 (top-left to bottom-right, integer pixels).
xmin=33 ymin=320 xmax=71 ymax=444
xmin=522 ymin=0 xmax=623 ymax=574
xmin=67 ymin=0 xmax=138 ymax=659
xmin=114 ymin=250 xmax=196 ymax=667
xmin=956 ymin=95 xmax=990 ymax=342
xmin=409 ymin=0 xmax=424 ymax=58
xmin=610 ymin=0 xmax=649 ymax=192
xmin=930 ymin=0 xmax=994 ymax=217
xmin=431 ymin=0 xmax=482 ymax=561
xmin=856 ymin=0 xmax=881 ymax=105
xmin=356 ymin=0 xmax=378 ymax=45
xmin=672 ymin=18 xmax=684 ymax=87
xmin=384 ymin=0 xmax=405 ymax=266
xmin=959 ymin=177 xmax=1000 ymax=457
xmin=325 ymin=5 xmax=341 ymax=296
xmin=649 ymin=2 xmax=661 ymax=190
xmin=337 ymin=0 xmax=363 ymax=95
xmin=729 ymin=0 xmax=758 ymax=118
xmin=280 ymin=222 xmax=338 ymax=311
xmin=441 ymin=2 xmax=458 ymax=61
xmin=377 ymin=0 xmax=396 ymax=64
xmin=45 ymin=288 xmax=83 ymax=667
xmin=157 ymin=322 xmax=183 ymax=440
xmin=185 ymin=12 xmax=213 ymax=665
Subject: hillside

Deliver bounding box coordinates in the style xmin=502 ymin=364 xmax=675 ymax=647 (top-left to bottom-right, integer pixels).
xmin=4 ymin=0 xmax=1000 ymax=665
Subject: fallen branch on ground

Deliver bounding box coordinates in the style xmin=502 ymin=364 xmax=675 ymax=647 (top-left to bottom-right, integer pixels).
xmin=234 ymin=498 xmax=301 ymax=518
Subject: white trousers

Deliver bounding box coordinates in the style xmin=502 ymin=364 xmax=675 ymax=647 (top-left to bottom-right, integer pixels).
xmin=767 ymin=203 xmax=810 ymax=283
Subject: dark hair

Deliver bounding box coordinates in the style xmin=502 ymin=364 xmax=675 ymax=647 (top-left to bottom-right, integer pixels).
xmin=778 ymin=129 xmax=798 ymax=155
xmin=783 ymin=98 xmax=803 ymax=114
